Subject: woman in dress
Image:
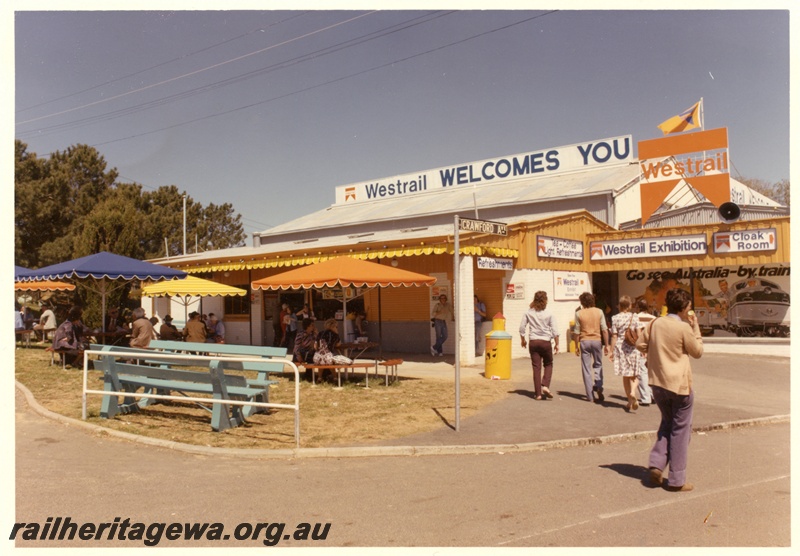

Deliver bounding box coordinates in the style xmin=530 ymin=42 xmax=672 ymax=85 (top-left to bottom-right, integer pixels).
xmin=609 ymin=295 xmax=641 ymax=411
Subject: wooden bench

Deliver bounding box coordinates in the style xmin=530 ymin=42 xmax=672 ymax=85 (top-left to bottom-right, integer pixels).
xmin=93 ymin=347 xmax=270 ymax=432
xmin=301 ymin=361 xmax=379 ymax=388
xmin=148 ymin=340 xmax=288 ymax=416
xmin=46 ymin=345 xmax=80 ymax=368
xmin=15 ymin=329 xmax=34 ymax=348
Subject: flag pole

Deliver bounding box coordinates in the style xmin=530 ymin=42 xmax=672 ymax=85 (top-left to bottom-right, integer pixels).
xmin=700 ymin=97 xmax=705 ymax=130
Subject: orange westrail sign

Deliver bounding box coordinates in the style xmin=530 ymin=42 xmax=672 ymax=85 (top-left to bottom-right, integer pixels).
xmin=637 ymin=127 xmax=730 ymax=224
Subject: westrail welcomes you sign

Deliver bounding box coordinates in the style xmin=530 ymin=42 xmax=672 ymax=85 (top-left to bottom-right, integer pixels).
xmin=335 ymin=136 xmax=633 ymax=205
xmin=590 ymin=234 xmax=707 ymax=261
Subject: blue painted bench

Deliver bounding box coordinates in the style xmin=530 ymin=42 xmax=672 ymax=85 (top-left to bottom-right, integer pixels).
xmin=91 ymin=345 xmax=271 ymax=432
xmin=148 ymin=340 xmax=288 ymax=413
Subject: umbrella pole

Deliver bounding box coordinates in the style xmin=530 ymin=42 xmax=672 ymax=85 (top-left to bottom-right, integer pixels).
xmin=100 ymin=279 xmax=107 ymax=333
xmin=378 ymin=287 xmax=383 ymax=359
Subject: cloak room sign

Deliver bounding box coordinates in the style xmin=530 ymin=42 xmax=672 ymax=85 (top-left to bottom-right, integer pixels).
xmin=713 ymin=228 xmax=776 ymax=254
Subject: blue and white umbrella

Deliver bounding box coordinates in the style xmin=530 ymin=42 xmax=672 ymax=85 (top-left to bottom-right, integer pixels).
xmin=17 ymin=252 xmax=186 ymax=331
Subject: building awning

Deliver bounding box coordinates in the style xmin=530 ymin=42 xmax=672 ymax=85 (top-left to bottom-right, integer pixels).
xmin=251 ymin=256 xmax=436 ymax=290
xmin=141 ymin=276 xmax=247 ymax=297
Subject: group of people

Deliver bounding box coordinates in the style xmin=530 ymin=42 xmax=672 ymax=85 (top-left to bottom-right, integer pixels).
xmin=519 ymin=288 xmax=703 ymax=492
xmin=15 ymin=302 xmax=58 ymax=342
xmin=292 ymin=317 xmax=350 ymax=383
xmin=45 ymin=303 xmax=229 ymax=367
xmin=277 ymin=303 xmax=317 ymax=349
xmin=179 ymin=311 xmax=225 ymax=343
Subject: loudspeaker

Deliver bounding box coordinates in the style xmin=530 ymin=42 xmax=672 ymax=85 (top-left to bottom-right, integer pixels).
xmin=718 ymin=202 xmax=741 ymax=223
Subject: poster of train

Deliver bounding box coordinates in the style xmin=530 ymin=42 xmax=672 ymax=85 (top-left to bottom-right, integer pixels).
xmin=617 ymin=264 xmax=790 ymax=337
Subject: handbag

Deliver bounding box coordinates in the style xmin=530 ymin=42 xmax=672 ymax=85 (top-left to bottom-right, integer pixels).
xmin=623 ymin=314 xmax=638 ymax=347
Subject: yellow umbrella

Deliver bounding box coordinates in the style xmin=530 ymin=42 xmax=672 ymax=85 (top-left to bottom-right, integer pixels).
xmin=141 ymin=276 xmax=246 ymax=323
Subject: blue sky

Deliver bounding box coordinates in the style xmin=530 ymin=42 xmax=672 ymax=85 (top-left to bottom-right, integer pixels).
xmin=9 ymin=4 xmax=794 ymax=241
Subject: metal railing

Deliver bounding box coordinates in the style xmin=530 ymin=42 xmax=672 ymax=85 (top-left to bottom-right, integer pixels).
xmin=81 ymin=349 xmax=301 ymax=447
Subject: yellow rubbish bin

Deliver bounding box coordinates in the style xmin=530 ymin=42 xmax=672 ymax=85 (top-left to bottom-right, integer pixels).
xmin=485 ymin=313 xmax=512 ymax=380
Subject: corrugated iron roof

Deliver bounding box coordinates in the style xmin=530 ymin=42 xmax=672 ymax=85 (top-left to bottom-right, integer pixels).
xmin=257 ymin=162 xmax=641 ymax=241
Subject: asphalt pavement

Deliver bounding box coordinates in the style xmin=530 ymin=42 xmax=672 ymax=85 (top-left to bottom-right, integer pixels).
xmin=12 ymin=338 xmax=791 ymax=548
xmin=14 ymin=338 xmax=790 ymax=458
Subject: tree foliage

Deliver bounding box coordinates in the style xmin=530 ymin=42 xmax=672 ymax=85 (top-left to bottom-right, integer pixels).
xmin=737 ymin=176 xmax=790 ymax=207
xmin=15 ymin=139 xmax=246 ymax=267
xmin=15 ymin=140 xmax=247 ymax=325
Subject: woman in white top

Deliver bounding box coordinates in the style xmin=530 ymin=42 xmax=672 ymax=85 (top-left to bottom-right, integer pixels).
xmin=518 ymin=291 xmax=560 ymax=401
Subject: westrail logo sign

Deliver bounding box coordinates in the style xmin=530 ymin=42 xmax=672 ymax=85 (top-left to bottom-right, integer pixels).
xmin=590 ymin=234 xmax=708 ymax=261
xmin=637 ymin=128 xmax=730 ymax=225
xmin=335 ymin=136 xmax=632 ymax=205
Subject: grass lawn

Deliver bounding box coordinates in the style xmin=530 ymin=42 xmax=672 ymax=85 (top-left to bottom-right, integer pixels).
xmin=15 ymin=346 xmax=509 ymax=450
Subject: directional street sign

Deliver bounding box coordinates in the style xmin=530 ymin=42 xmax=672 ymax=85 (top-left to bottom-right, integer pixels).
xmin=458 ymin=218 xmax=508 ymax=236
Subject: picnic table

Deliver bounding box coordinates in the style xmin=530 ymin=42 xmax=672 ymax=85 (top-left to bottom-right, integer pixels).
xmin=15 ymin=329 xmax=34 ymax=348
xmin=337 ymin=341 xmax=379 ymax=361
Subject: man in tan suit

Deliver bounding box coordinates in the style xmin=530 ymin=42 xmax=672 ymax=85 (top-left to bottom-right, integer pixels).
xmin=636 ymin=288 xmax=703 ymax=492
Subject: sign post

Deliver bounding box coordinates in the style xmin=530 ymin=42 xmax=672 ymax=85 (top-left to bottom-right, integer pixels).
xmin=453 ymin=216 xmax=508 ymax=432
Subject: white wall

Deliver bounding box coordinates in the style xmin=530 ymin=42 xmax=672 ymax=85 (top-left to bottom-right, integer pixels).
xmin=502 ymin=268 xmax=585 ymax=359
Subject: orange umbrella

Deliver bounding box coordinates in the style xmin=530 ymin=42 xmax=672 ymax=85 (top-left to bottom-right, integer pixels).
xmin=14 ymin=280 xmax=76 ymax=292
xmin=251 ymin=256 xmax=436 ymax=290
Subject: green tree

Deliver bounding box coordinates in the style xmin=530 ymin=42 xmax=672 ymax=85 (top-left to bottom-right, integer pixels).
xmin=15 ymin=141 xmax=118 ymax=267
xmin=737 ymin=176 xmax=790 ymax=207
xmin=16 ymin=140 xmax=248 ymax=327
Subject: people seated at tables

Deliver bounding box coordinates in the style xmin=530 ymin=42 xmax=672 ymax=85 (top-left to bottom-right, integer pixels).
xmin=293 ymin=318 xmax=317 ymax=380
xmin=159 ymin=314 xmax=182 ymax=341
xmin=314 ymin=318 xmax=341 ymax=383
xmin=15 ymin=303 xmax=25 ymax=332
xmin=52 ymin=306 xmax=87 ymax=367
xmin=129 ymin=307 xmax=156 ymax=348
xmin=103 ymin=307 xmax=130 ymax=345
xmin=206 ymin=313 xmax=225 ymax=343
xmin=34 ymin=303 xmax=57 ymax=342
xmin=21 ymin=306 xmax=35 ymax=329
xmin=183 ymin=311 xmax=207 ymax=343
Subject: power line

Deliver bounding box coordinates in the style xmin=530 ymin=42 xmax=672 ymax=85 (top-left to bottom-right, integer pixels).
xmin=117 ymin=173 xmax=274 ymax=230
xmin=16 ymin=11 xmax=378 ymax=126
xmin=15 ymin=12 xmax=311 ymax=115
xmin=18 ymin=11 xmax=452 ymax=139
xmin=77 ymin=11 xmax=561 ymax=150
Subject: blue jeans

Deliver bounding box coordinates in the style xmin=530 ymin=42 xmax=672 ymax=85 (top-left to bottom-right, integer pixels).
xmin=579 ymin=340 xmax=604 ymax=400
xmin=433 ymin=319 xmax=448 ymax=354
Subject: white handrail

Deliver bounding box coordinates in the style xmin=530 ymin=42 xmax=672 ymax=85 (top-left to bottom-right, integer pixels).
xmin=82 ymin=349 xmax=301 ymax=447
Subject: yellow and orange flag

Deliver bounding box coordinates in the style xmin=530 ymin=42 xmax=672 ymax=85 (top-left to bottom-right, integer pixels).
xmin=657 ymin=100 xmax=702 ymax=135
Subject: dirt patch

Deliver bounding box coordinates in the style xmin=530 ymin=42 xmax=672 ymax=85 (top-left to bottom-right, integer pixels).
xmin=15 ymin=347 xmax=509 ymax=449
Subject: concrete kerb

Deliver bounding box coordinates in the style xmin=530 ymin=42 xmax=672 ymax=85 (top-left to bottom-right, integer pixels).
xmin=15 ymin=380 xmax=789 ymax=461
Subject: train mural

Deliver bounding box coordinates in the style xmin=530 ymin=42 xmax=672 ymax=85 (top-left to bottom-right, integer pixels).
xmin=618 ymin=264 xmax=790 ymax=337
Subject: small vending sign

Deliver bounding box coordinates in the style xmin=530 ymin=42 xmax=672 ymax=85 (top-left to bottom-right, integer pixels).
xmin=713 ymin=228 xmax=776 ymax=254
xmin=537 ymin=235 xmax=584 ymax=261
xmin=505 ymin=282 xmax=525 ymax=300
